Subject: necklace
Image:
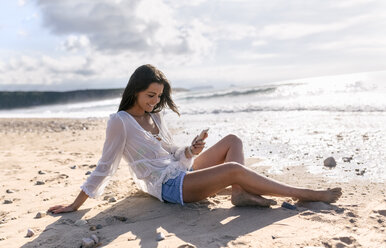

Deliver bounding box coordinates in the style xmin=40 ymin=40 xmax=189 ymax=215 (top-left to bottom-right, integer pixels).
xmin=152 ymin=133 xmax=162 ymax=141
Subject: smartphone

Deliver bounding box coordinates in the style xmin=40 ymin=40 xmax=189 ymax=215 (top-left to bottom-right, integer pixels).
xmin=197 ymin=128 xmax=209 ymax=140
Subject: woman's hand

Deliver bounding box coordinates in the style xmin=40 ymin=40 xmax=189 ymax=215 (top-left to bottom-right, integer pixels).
xmin=190 ymin=132 xmax=208 ymax=155
xmin=48 ymin=191 xmax=88 ymax=214
xmin=48 ymin=204 xmax=77 ymax=214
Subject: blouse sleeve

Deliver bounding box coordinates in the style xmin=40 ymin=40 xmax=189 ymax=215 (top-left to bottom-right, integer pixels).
xmin=159 ymin=111 xmax=194 ymax=169
xmin=80 ymin=113 xmax=126 ymax=198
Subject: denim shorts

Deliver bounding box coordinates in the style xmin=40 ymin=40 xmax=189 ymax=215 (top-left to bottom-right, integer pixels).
xmin=162 ymin=171 xmax=186 ymax=205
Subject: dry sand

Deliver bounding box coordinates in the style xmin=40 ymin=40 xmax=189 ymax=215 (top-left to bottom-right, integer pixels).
xmin=0 ymin=118 xmax=385 ymax=248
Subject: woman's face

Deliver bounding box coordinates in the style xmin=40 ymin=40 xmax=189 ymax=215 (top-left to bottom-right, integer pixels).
xmin=135 ymin=82 xmax=164 ymax=113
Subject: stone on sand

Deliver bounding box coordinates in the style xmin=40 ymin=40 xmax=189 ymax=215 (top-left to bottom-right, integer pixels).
xmin=342 ymin=156 xmax=353 ymax=163
xmin=356 ymin=169 xmax=366 ymax=176
xmin=3 ymin=200 xmax=13 ymax=204
xmin=75 ymin=219 xmax=88 ymax=226
xmin=91 ymin=234 xmax=99 ymax=243
xmin=108 ymin=197 xmax=117 ymax=203
xmin=323 ymin=157 xmax=336 ymax=168
xmin=26 ymin=229 xmax=35 ymax=237
xmin=113 ymin=215 xmax=127 ymax=222
xmin=81 ymin=237 xmax=95 ymax=248
xmin=35 ymin=211 xmax=46 ymax=218
xmin=156 ymin=232 xmax=165 ymax=241
xmin=36 ymin=181 xmax=45 ymax=185
xmin=6 ymin=189 xmax=14 ymax=193
xmin=378 ymin=210 xmax=386 ymax=216
xmin=38 ymin=170 xmax=46 ymax=175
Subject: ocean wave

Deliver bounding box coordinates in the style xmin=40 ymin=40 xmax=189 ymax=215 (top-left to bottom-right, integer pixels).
xmin=180 ymin=88 xmax=386 ymax=115
xmin=181 ymin=105 xmax=386 ymax=115
xmin=176 ymin=80 xmax=384 ymax=103
xmin=269 ymin=81 xmax=380 ymax=99
xmin=175 ymin=86 xmax=276 ymax=100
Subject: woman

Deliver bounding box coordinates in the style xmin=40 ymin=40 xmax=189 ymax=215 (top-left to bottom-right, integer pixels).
xmin=48 ymin=64 xmax=342 ymax=214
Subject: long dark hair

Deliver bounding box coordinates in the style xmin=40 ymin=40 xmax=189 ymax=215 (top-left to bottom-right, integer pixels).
xmin=118 ymin=64 xmax=179 ymax=115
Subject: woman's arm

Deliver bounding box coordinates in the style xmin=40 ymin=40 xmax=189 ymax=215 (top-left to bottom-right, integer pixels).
xmin=48 ymin=113 xmax=126 ymax=214
xmin=48 ymin=190 xmax=88 ymax=214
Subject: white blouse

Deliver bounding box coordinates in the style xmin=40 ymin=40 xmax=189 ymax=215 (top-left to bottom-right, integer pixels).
xmin=80 ymin=110 xmax=194 ymax=202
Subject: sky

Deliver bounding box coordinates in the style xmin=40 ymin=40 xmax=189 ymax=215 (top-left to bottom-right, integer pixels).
xmin=0 ymin=0 xmax=386 ymax=91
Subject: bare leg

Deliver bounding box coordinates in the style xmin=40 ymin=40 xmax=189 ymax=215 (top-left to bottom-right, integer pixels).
xmin=183 ymin=162 xmax=342 ymax=204
xmin=192 ymin=135 xmax=275 ymax=206
xmin=192 ymin=134 xmax=244 ymax=169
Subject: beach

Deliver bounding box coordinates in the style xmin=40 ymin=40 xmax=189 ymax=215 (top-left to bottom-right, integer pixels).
xmin=1 ymin=112 xmax=385 ymax=247
xmin=2 ymin=0 xmax=386 ymax=246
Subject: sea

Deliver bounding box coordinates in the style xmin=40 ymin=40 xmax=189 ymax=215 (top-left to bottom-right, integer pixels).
xmin=1 ymin=77 xmax=385 ymax=182
xmin=1 ymin=79 xmax=385 ymax=118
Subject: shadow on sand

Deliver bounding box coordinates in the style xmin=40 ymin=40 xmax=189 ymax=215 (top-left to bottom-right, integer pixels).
xmin=22 ymin=194 xmax=339 ymax=248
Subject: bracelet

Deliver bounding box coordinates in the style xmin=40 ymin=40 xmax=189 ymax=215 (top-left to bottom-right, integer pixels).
xmin=186 ymin=146 xmax=195 ymax=157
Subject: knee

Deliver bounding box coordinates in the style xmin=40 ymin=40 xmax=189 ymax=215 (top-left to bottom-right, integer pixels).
xmin=223 ymin=162 xmax=245 ymax=179
xmin=224 ymin=134 xmax=243 ymax=147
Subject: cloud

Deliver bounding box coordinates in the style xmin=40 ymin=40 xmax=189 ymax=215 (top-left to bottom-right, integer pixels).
xmin=211 ymin=24 xmax=257 ymax=41
xmin=62 ymin=35 xmax=91 ymax=52
xmin=18 ymin=0 xmax=27 ymax=6
xmin=252 ymin=40 xmax=267 ymax=47
xmin=164 ymin=0 xmax=207 ymax=8
xmin=0 ymin=51 xmax=168 ymax=89
xmin=0 ymin=61 xmax=5 ymax=72
xmin=309 ymin=36 xmax=386 ymax=54
xmin=35 ymin=0 xmax=212 ymax=58
xmin=234 ymin=52 xmax=279 ymax=61
xmin=24 ymin=12 xmax=39 ymax=22
xmin=334 ymin=0 xmax=378 ymax=8
xmin=0 ymin=55 xmax=90 ymax=86
xmin=257 ymin=15 xmax=368 ymax=40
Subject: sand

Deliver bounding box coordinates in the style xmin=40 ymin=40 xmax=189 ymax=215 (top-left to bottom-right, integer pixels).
xmin=0 ymin=118 xmax=385 ymax=248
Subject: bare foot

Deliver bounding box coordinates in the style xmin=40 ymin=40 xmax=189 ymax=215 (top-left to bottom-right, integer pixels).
xmin=231 ymin=190 xmax=277 ymax=207
xmin=297 ymin=187 xmax=342 ymax=203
